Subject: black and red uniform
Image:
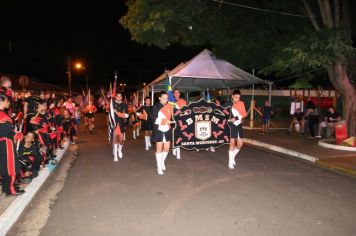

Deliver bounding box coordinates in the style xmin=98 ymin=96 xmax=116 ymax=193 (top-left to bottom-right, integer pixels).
xmin=62 ymin=116 xmax=77 ymax=142
xmin=18 ymin=142 xmax=42 ymax=177
xmin=113 ymin=101 xmax=128 ymax=135
xmin=0 ymin=110 xmax=21 ymax=195
xmin=136 ymin=105 xmax=153 ymax=131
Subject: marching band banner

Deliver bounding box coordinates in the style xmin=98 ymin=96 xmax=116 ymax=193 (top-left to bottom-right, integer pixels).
xmin=173 ymin=99 xmax=230 ymax=150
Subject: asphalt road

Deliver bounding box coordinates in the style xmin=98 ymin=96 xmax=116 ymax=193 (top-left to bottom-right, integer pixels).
xmin=8 ymin=114 xmax=356 ymax=236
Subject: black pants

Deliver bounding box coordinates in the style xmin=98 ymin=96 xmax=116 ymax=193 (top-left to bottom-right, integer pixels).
xmin=308 ymin=116 xmax=318 ymax=137
xmin=1 ymin=174 xmax=16 ymax=194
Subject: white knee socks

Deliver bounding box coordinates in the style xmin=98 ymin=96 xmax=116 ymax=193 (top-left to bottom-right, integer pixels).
xmin=161 ymin=152 xmax=168 ymax=171
xmin=118 ymin=144 xmax=123 ymax=158
xmin=176 ymin=148 xmax=181 ymax=159
xmin=155 ymin=153 xmax=163 ymax=175
xmin=145 ymin=136 xmax=150 ymax=150
xmin=133 ymin=130 xmax=136 ymax=139
xmin=233 ymin=148 xmax=240 ymax=166
xmin=113 ymin=144 xmax=118 ymax=162
xmin=228 ymin=151 xmax=235 ymax=169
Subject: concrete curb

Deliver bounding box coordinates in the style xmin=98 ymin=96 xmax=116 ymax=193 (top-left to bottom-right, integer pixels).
xmin=0 ymin=141 xmax=69 ymax=236
xmin=315 ymin=160 xmax=356 ymax=177
xmin=243 ymin=138 xmax=319 ymax=163
xmin=244 ymin=138 xmax=356 ymax=177
xmin=318 ymin=139 xmax=356 ymax=152
xmin=243 ymin=126 xmax=288 ymax=130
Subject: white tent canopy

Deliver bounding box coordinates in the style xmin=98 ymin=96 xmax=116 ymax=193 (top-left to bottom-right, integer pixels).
xmin=144 ymin=49 xmax=266 ymax=92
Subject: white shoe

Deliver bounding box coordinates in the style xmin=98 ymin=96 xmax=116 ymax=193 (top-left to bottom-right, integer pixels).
xmin=118 ymin=144 xmax=123 ymax=158
xmin=161 ymin=152 xmax=168 ymax=171
xmin=155 ymin=153 xmax=163 ymax=175
xmin=114 ymin=154 xmax=118 ymax=162
xmin=172 ymin=148 xmax=176 ymax=156
xmin=228 ymin=151 xmax=235 ymax=169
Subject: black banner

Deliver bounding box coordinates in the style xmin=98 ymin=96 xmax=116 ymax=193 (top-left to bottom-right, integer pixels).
xmin=173 ymin=99 xmax=230 ymax=150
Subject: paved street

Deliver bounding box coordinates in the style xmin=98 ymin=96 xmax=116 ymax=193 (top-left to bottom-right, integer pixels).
xmin=8 ymin=115 xmax=356 ymax=236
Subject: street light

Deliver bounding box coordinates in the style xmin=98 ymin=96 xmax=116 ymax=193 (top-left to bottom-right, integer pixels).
xmin=75 ymin=63 xmax=83 ymax=70
xmin=74 ymin=62 xmax=89 ymax=93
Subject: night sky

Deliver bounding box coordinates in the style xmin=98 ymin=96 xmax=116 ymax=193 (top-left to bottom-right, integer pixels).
xmin=0 ymin=1 xmax=203 ymax=91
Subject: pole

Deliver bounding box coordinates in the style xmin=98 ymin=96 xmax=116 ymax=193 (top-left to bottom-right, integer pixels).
xmin=252 ymin=69 xmax=255 ymax=101
xmin=86 ymin=75 xmax=89 ymax=93
xmin=250 ymin=69 xmax=255 ymax=128
xmin=268 ymin=81 xmax=272 ymax=106
xmin=151 ymin=86 xmax=154 ymax=105
xmin=67 ymin=56 xmax=72 ymax=97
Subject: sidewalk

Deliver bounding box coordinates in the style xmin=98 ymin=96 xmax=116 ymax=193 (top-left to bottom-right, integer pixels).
xmin=244 ymin=128 xmax=356 ymax=177
xmin=0 ymin=141 xmax=73 ymax=236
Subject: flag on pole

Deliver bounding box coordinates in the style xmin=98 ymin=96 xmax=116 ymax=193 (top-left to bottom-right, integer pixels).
xmin=166 ymin=75 xmax=175 ymax=105
xmin=108 ymin=72 xmax=118 ymax=143
xmin=88 ymin=88 xmax=91 ymax=106
xmin=107 ymin=82 xmax=112 ymax=98
xmin=206 ymin=89 xmax=211 ymax=102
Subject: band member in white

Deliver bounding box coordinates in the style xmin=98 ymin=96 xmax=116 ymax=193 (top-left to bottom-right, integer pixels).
xmin=136 ymin=97 xmax=152 ymax=150
xmin=151 ymin=92 xmax=174 ymax=175
xmin=228 ymin=89 xmax=246 ymax=169
xmin=172 ymin=89 xmax=187 ymax=159
xmin=113 ymin=92 xmax=129 ymax=161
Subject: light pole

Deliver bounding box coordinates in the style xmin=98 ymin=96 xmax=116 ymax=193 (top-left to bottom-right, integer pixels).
xmin=67 ymin=56 xmax=72 ymax=97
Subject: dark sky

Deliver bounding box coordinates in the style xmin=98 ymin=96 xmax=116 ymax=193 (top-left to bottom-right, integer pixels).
xmin=0 ymin=1 xmax=203 ymax=91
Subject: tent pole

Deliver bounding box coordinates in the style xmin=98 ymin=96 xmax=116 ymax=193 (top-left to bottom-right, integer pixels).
xmin=151 ymin=86 xmax=154 ymax=105
xmin=250 ymin=69 xmax=256 ymax=128
xmin=268 ymin=81 xmax=272 ymax=106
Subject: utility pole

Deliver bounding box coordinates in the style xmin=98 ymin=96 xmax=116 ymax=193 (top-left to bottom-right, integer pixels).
xmin=67 ymin=56 xmax=72 ymax=97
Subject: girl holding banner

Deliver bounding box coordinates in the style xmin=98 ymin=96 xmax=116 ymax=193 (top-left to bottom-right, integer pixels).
xmin=228 ymin=89 xmax=247 ymax=169
xmin=151 ymin=92 xmax=174 ymax=175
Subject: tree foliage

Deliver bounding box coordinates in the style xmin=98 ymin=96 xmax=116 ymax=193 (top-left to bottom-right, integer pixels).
xmin=120 ymin=0 xmax=312 ymax=70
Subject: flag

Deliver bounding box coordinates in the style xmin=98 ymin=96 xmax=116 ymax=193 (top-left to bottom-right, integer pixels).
xmin=206 ymin=89 xmax=211 ymax=102
xmin=112 ymin=78 xmax=117 ymax=98
xmin=107 ymin=82 xmax=112 ymax=98
xmin=108 ymin=97 xmax=116 ymax=143
xmin=88 ymin=88 xmax=91 ymax=106
xmin=167 ymin=75 xmax=175 ymax=105
xmin=82 ymin=90 xmax=87 ymax=106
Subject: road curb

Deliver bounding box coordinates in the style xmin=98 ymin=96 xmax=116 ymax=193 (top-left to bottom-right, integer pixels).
xmin=315 ymin=160 xmax=356 ymax=177
xmin=243 ymin=138 xmax=319 ymax=163
xmin=318 ymin=139 xmax=356 ymax=152
xmin=0 ymin=141 xmax=70 ymax=236
xmin=244 ymin=138 xmax=356 ymax=177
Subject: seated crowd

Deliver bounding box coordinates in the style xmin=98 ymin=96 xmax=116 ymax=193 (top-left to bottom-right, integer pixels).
xmin=287 ymin=100 xmax=341 ymax=138
xmin=0 ymin=76 xmax=79 ymax=196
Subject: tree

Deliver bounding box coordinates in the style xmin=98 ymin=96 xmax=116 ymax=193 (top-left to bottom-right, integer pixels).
xmin=120 ymin=0 xmax=356 ymax=136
